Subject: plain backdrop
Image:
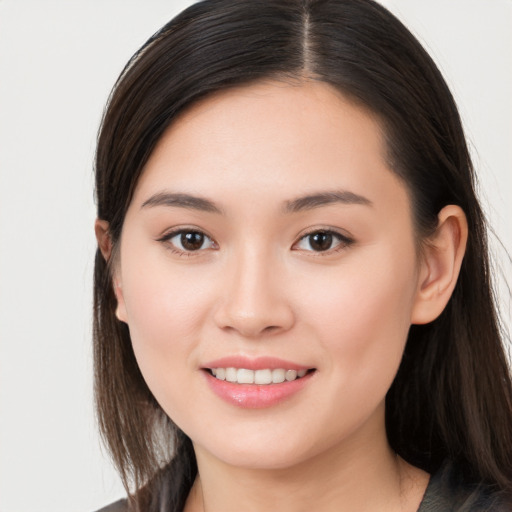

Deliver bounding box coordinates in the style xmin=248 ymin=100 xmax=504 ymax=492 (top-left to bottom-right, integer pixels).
xmin=0 ymin=1 xmax=510 ymax=511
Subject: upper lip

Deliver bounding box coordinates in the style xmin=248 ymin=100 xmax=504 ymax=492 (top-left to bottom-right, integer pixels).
xmin=202 ymin=356 xmax=312 ymax=371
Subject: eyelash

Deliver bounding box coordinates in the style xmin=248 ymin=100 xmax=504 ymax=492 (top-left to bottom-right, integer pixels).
xmin=294 ymin=229 xmax=355 ymax=255
xmin=157 ymin=228 xmax=217 ymax=257
xmin=157 ymin=228 xmax=354 ymax=257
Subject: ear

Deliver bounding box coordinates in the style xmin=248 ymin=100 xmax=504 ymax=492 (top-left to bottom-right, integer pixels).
xmin=94 ymin=219 xmax=127 ymax=323
xmin=411 ymin=205 xmax=468 ymax=325
xmin=95 ymin=219 xmax=113 ymax=261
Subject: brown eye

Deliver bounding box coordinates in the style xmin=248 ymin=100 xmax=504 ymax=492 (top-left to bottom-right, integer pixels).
xmin=308 ymin=232 xmax=333 ymax=251
xmin=295 ymin=230 xmax=353 ymax=253
xmin=162 ymin=229 xmax=215 ymax=253
xmin=181 ymin=231 xmax=206 ymax=251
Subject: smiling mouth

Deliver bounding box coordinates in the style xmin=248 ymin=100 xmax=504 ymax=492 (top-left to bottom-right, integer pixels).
xmin=207 ymin=367 xmax=315 ymax=385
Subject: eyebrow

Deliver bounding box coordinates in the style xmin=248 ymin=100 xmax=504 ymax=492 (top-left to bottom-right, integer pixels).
xmin=283 ymin=190 xmax=372 ymax=213
xmin=140 ymin=189 xmax=372 ymax=215
xmin=141 ymin=192 xmax=224 ymax=214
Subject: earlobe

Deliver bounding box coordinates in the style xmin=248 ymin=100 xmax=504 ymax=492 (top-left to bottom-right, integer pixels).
xmin=411 ymin=205 xmax=468 ymax=325
xmin=114 ymin=280 xmax=128 ymax=323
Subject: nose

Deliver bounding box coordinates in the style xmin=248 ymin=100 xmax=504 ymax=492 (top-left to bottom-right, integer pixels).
xmin=213 ymin=246 xmax=295 ymax=338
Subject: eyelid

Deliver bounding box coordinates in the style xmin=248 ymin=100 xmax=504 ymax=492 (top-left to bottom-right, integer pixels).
xmin=157 ymin=226 xmax=218 ymax=255
xmin=292 ymin=227 xmax=355 ymax=254
xmin=156 ymin=225 xmax=354 ymax=257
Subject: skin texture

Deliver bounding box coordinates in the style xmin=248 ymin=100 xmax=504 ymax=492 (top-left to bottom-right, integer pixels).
xmin=96 ymin=80 xmax=467 ymax=511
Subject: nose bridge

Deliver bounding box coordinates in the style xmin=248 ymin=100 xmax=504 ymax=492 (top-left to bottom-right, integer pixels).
xmin=215 ymin=240 xmax=294 ymax=337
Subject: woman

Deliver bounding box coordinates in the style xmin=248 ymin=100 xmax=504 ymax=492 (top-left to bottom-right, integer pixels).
xmin=93 ymin=0 xmax=512 ymax=510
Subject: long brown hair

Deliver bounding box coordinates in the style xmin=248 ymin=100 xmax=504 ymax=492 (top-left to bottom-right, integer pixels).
xmin=93 ymin=0 xmax=512 ymax=509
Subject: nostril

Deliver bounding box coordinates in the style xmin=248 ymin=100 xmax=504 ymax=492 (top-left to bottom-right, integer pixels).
xmin=212 ymin=285 xmax=295 ymax=337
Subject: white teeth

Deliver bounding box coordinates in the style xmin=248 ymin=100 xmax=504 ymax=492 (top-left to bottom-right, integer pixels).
xmin=237 ymin=368 xmax=254 ymax=384
xmin=285 ymin=369 xmax=297 ymax=381
xmin=210 ymin=367 xmax=310 ymax=384
xmin=272 ymin=368 xmax=285 ymax=383
xmin=254 ymin=369 xmax=272 ymax=384
xmin=225 ymin=367 xmax=237 ymax=382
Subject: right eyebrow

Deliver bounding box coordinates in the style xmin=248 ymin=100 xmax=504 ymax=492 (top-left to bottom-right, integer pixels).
xmin=140 ymin=192 xmax=224 ymax=214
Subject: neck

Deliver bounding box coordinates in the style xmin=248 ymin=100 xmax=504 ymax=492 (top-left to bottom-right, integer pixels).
xmin=184 ymin=407 xmax=429 ymax=512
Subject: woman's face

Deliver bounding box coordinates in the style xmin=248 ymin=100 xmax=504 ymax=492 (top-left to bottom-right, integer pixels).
xmin=115 ymin=81 xmax=425 ymax=469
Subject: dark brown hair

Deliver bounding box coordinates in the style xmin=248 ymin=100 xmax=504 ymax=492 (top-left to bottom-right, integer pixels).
xmin=93 ymin=0 xmax=512 ymax=509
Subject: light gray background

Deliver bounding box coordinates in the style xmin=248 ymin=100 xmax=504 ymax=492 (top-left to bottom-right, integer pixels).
xmin=0 ymin=1 xmax=510 ymax=510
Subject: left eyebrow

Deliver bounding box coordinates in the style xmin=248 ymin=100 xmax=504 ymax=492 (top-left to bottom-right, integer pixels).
xmin=283 ymin=190 xmax=373 ymax=213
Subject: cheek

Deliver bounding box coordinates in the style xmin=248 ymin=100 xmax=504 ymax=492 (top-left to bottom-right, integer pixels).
xmin=298 ymin=249 xmax=418 ymax=391
xmin=124 ymin=271 xmax=204 ymax=345
xmin=118 ymin=247 xmax=216 ymax=412
xmin=120 ymin=227 xmax=215 ymax=339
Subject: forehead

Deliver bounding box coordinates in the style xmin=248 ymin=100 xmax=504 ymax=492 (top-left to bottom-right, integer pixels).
xmin=132 ymin=80 xmax=408 ymax=216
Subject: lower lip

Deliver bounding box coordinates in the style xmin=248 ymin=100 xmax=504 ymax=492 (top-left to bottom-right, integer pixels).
xmin=204 ymin=371 xmax=314 ymax=409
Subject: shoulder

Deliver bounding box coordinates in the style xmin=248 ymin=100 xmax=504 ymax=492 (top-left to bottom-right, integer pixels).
xmin=418 ymin=460 xmax=510 ymax=512
xmin=94 ymin=498 xmax=128 ymax=512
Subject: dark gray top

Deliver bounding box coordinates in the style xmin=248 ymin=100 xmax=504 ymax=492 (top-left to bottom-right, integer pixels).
xmin=97 ymin=460 xmax=509 ymax=512
xmin=417 ymin=460 xmax=508 ymax=511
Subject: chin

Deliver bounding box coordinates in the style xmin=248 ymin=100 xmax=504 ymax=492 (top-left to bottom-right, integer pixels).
xmin=210 ymin=446 xmax=312 ymax=471
xmin=190 ymin=423 xmax=334 ymax=472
